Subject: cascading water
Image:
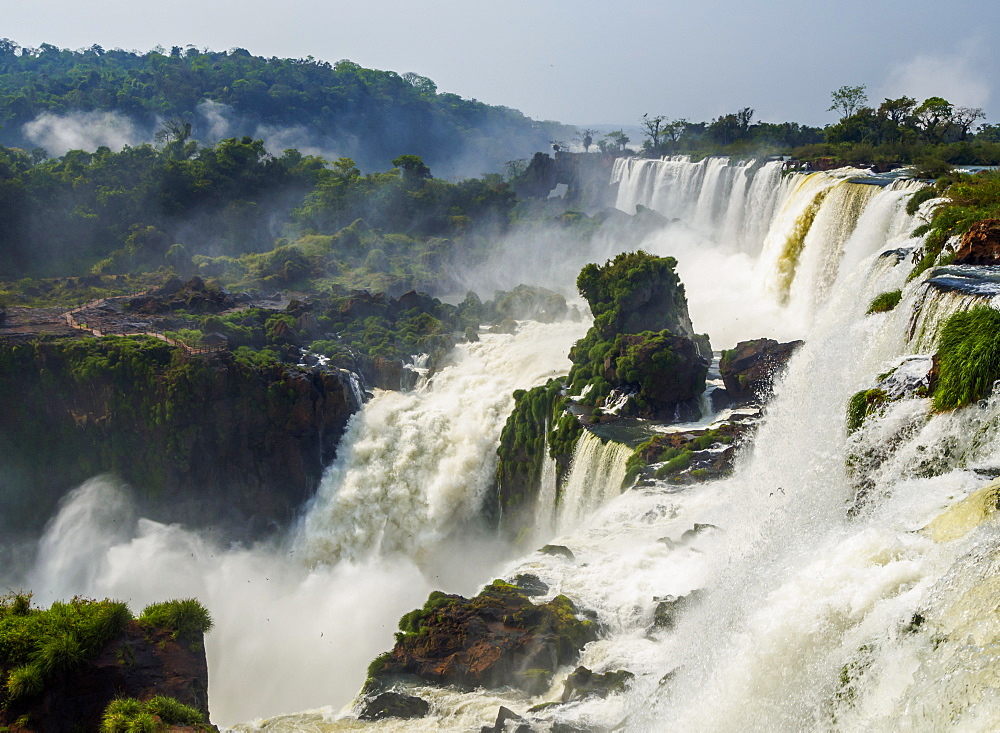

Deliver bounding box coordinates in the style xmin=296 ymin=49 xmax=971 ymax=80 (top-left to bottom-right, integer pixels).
xmin=294 ymin=320 xmax=587 ymax=568
xmin=553 ymin=431 xmax=633 ymax=533
xmin=15 ymin=156 xmax=1000 ymax=731
xmin=14 ymin=320 xmax=588 ymax=726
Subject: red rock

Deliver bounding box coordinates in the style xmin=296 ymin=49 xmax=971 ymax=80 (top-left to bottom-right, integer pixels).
xmin=952 ymin=219 xmax=1000 ymax=266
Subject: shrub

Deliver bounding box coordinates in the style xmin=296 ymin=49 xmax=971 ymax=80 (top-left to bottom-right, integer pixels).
xmin=5 ymin=664 xmax=44 ymax=701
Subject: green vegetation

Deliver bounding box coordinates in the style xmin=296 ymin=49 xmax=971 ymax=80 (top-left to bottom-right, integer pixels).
xmin=495 ymin=379 xmax=583 ymax=526
xmin=396 ymin=591 xmax=456 ymax=640
xmin=101 ymin=696 xmax=206 ymax=732
xmin=0 ymin=136 xmax=516 ymax=295
xmin=846 ymin=389 xmax=889 ymax=433
xmin=0 ymin=41 xmax=571 ymax=174
xmin=866 ymin=290 xmax=903 ymax=314
xmin=137 ymin=599 xmax=212 ymax=641
xmin=569 ymin=252 xmax=698 ymax=409
xmin=907 ymin=171 xmax=1000 ymax=280
xmin=932 ymin=306 xmax=1000 ymax=411
xmin=0 ymin=593 xmax=131 ymax=704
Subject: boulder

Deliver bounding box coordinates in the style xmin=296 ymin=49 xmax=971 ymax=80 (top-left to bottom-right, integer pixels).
xmin=719 ymin=338 xmax=803 ymax=404
xmin=513 ymin=574 xmax=549 ymax=597
xmin=561 ymin=666 xmax=635 ymax=702
xmin=652 ymin=590 xmax=704 ymax=631
xmin=952 ymin=219 xmax=1000 ymax=266
xmin=358 ymin=691 xmax=430 ymax=721
xmin=481 ymin=706 xmax=533 ymax=733
xmin=368 ymin=581 xmax=597 ymax=695
xmin=540 ymin=544 xmax=576 ymax=560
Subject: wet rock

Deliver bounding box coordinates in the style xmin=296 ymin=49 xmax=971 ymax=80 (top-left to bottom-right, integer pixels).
xmin=710 ymin=386 xmax=734 ymax=412
xmin=357 ymin=691 xmax=430 ymax=721
xmin=719 ymin=338 xmax=803 ymax=404
xmin=540 ymin=544 xmax=576 ymax=560
xmin=561 ymin=666 xmax=635 ymax=702
xmin=652 ymin=590 xmax=704 ymax=631
xmin=680 ymin=523 xmax=720 ymax=542
xmin=513 ymin=573 xmax=550 ymax=596
xmin=481 ymin=705 xmax=533 ymax=733
xmin=952 ymin=219 xmax=1000 ymax=265
xmin=369 ymin=580 xmax=597 ymax=695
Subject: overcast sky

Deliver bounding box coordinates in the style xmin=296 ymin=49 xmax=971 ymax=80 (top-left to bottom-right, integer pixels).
xmin=6 ymin=0 xmax=999 ymax=127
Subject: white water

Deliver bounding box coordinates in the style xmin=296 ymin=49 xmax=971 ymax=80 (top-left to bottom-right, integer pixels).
xmin=14 ymin=320 xmax=587 ymax=726
xmin=13 ymin=157 xmax=1000 ymax=731
xmin=294 ymin=320 xmax=587 ymax=568
xmin=554 ymin=430 xmax=633 ymax=534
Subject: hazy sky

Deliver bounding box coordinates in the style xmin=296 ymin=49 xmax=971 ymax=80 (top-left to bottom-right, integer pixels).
xmin=6 ymin=0 xmax=1000 ymax=127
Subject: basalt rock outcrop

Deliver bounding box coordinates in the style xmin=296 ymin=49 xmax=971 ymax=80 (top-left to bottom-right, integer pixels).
xmin=952 ymin=218 xmax=1000 ymax=266
xmin=602 ymin=330 xmax=707 ymax=419
xmin=366 ymin=581 xmax=597 ymax=696
xmin=0 ymin=337 xmax=358 ymax=534
xmin=0 ymin=597 xmax=213 ymax=732
xmin=718 ymin=338 xmax=803 ymax=405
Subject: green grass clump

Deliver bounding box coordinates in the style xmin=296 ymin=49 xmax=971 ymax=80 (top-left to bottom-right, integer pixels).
xmin=101 ymin=695 xmax=204 ymax=732
xmin=137 ymin=599 xmax=213 ymax=640
xmin=932 ymin=306 xmax=1000 ymax=411
xmin=866 ymin=290 xmax=903 ymax=315
xmin=0 ymin=594 xmax=134 ymax=702
xmin=846 ymin=389 xmax=889 ymax=433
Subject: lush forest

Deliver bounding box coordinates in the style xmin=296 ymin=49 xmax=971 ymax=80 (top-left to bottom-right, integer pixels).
xmin=0 ymin=40 xmax=573 ymax=176
xmin=0 ymin=137 xmax=518 ymax=290
xmin=628 ymin=87 xmax=1000 ymax=169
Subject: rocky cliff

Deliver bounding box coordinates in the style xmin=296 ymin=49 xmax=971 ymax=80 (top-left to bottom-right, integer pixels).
xmin=0 ymin=336 xmax=359 ymax=534
xmin=0 ymin=595 xmax=213 ymax=732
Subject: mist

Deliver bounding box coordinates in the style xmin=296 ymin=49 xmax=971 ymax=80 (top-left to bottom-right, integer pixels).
xmin=22 ymin=110 xmax=146 ymax=156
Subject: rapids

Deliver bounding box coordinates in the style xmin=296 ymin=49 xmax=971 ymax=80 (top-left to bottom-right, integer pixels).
xmin=9 ymin=156 xmax=1000 ymax=731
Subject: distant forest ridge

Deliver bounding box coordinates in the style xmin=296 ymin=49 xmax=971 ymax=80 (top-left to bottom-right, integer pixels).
xmin=0 ymin=40 xmax=574 ymax=177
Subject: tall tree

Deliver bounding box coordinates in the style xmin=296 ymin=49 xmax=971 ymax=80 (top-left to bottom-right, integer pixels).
xmin=641 ymin=114 xmax=667 ymax=150
xmin=914 ymin=97 xmax=954 ymax=143
xmin=829 ymin=85 xmax=868 ymax=119
xmin=952 ymin=107 xmax=985 ymax=141
xmin=576 ymin=128 xmax=597 ymax=152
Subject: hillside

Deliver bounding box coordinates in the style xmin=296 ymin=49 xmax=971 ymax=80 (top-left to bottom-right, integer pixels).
xmin=0 ymin=40 xmax=574 ymax=176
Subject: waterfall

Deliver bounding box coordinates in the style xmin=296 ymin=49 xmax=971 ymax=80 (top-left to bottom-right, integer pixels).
xmin=532 ymin=426 xmax=559 ymax=540
xmin=554 ymin=430 xmax=632 ymax=533
xmin=612 ymin=156 xmax=787 ymax=253
xmin=20 ymin=155 xmax=1000 ymax=731
xmin=294 ymin=320 xmax=588 ymax=566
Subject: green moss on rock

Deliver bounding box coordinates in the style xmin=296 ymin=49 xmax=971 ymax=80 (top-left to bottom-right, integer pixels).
xmin=367 ymin=581 xmax=597 ymax=695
